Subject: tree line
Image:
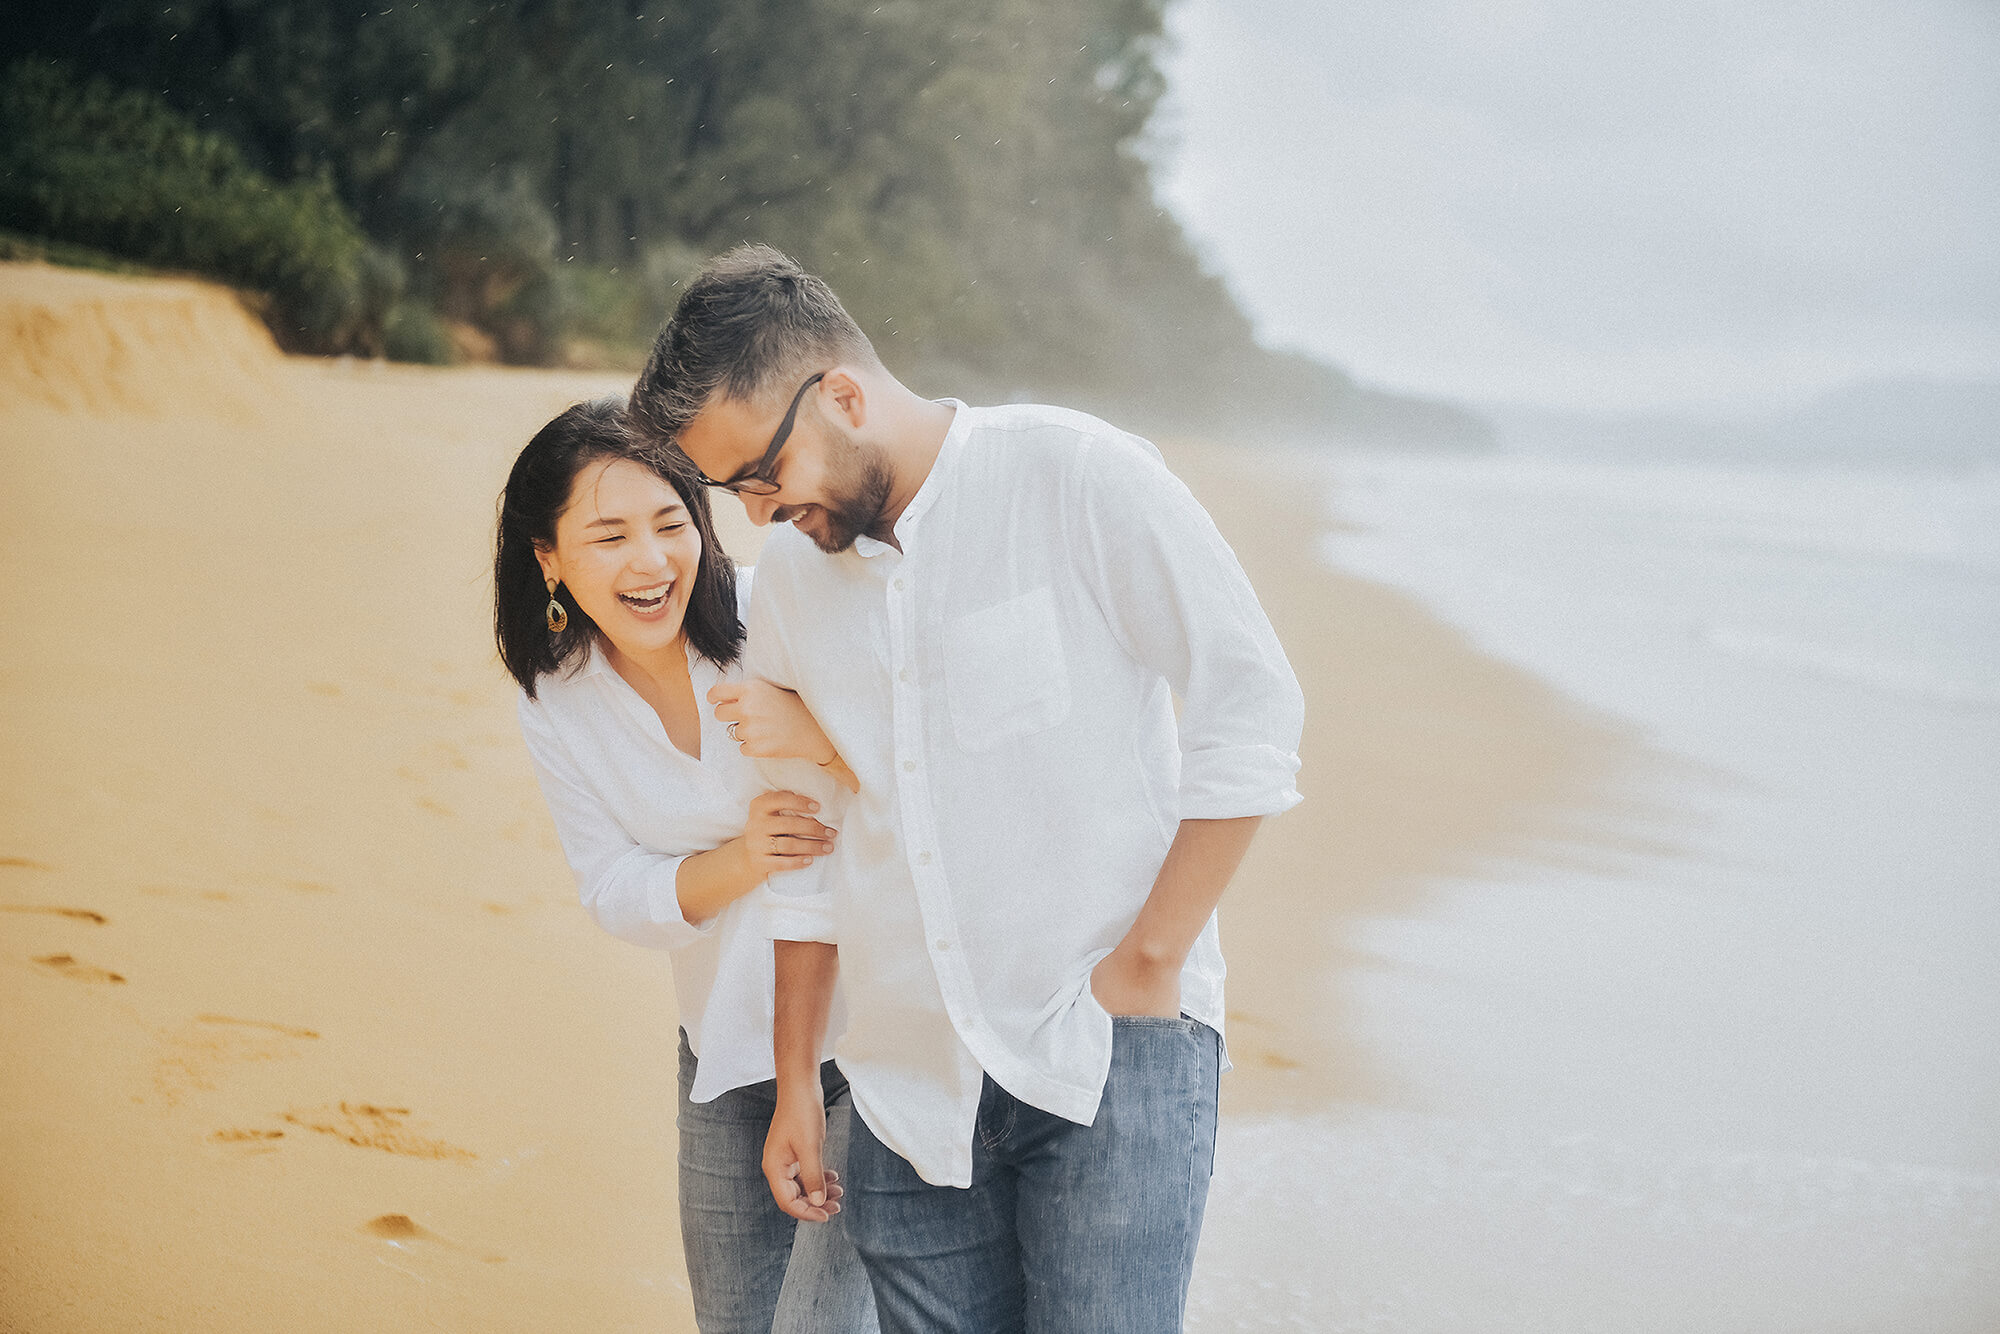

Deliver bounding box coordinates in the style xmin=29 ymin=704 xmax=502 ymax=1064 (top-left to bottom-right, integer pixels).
xmin=0 ymin=0 xmax=1488 ymax=441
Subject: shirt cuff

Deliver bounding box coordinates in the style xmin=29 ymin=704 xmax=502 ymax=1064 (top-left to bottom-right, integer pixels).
xmin=1178 ymin=743 xmax=1304 ymax=820
xmin=741 ymin=882 xmax=839 ymax=944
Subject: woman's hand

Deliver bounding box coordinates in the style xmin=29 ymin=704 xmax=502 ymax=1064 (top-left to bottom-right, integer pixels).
xmin=741 ymin=789 xmax=836 ymax=878
xmin=709 ymin=680 xmax=860 ymax=794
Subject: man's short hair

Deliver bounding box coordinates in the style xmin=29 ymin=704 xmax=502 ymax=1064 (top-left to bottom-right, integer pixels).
xmin=630 ymin=244 xmax=877 ymax=444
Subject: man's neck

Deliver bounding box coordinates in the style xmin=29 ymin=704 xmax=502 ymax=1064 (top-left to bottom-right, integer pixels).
xmin=867 ymin=392 xmax=957 ymax=548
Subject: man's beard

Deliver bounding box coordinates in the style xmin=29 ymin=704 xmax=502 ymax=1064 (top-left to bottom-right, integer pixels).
xmin=785 ymin=423 xmax=893 ymax=554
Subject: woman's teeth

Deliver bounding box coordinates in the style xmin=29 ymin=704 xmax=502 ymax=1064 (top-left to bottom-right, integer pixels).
xmin=617 ymin=582 xmax=671 ymax=611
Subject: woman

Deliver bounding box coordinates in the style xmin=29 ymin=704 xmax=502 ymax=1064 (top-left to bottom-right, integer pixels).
xmin=494 ymin=398 xmax=875 ymax=1333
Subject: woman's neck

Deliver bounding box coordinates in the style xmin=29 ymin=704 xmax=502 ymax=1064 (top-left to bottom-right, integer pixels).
xmin=603 ymin=633 xmax=691 ymax=697
xmin=603 ymin=633 xmax=702 ymax=758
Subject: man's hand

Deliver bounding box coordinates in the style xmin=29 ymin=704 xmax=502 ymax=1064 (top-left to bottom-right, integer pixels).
xmin=764 ymin=1087 xmax=842 ymax=1223
xmin=1089 ymin=940 xmax=1183 ymax=1018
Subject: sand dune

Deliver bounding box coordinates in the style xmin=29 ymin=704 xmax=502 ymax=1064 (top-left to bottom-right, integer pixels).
xmin=0 ymin=263 xmax=293 ymax=420
xmin=0 ymin=263 xmax=1623 ymax=1330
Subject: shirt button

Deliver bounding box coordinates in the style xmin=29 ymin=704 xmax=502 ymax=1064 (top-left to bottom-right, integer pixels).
xmin=935 ymin=938 xmax=951 ymax=951
xmin=902 ymin=760 xmax=916 ymax=773
xmin=917 ymin=851 xmax=933 ymax=866
xmin=893 ymin=578 xmax=906 ymax=591
xmin=898 ymin=668 xmax=912 ymax=683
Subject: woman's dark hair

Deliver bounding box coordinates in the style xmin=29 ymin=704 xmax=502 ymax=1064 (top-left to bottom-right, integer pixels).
xmin=494 ymin=397 xmax=743 ymax=697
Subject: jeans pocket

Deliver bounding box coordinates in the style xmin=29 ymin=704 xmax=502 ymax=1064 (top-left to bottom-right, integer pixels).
xmin=1108 ymin=1012 xmax=1199 ymax=1033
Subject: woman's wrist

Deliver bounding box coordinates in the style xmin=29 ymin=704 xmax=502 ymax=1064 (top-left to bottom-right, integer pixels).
xmin=709 ymin=836 xmax=762 ymax=897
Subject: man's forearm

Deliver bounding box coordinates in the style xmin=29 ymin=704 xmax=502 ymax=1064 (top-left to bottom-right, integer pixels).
xmin=1094 ymin=815 xmax=1263 ymax=1016
xmin=1129 ymin=816 xmax=1262 ymax=964
xmin=773 ymin=939 xmax=839 ymax=1090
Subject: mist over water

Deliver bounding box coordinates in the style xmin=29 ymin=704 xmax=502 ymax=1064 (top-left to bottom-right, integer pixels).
xmin=1152 ymin=5 xmax=2000 ymax=1323
xmin=1186 ymin=435 xmax=2000 ymax=1329
xmin=1156 ymin=0 xmax=2000 ymax=417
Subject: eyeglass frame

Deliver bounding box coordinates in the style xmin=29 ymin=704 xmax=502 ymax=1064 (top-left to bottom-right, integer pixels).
xmin=700 ymin=371 xmax=826 ymax=496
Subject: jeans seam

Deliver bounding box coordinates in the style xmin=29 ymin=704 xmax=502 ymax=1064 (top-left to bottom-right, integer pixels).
xmin=1176 ymin=1025 xmax=1209 ymax=1324
xmin=1168 ymin=1024 xmax=1216 ymax=1328
xmin=977 ymin=1091 xmax=1015 ymax=1152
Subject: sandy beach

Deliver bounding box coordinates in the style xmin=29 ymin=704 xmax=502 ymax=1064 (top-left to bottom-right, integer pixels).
xmin=16 ymin=262 xmax=1986 ymax=1332
xmin=0 ymin=262 xmax=1620 ymax=1329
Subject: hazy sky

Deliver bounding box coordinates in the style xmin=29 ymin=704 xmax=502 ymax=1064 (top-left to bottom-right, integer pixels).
xmin=1153 ymin=0 xmax=2000 ymax=414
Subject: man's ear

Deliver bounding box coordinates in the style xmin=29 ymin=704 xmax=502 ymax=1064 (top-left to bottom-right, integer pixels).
xmin=821 ymin=368 xmax=867 ymax=429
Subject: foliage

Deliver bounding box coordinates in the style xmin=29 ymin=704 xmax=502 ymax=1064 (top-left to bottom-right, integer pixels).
xmin=0 ymin=3 xmax=1475 ymax=437
xmin=0 ymin=61 xmax=386 ymax=354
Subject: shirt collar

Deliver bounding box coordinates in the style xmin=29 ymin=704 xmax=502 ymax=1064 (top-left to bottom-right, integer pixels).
xmin=569 ymin=632 xmax=709 ymax=689
xmin=576 ymin=635 xmax=617 ymax=680
xmin=889 ymin=399 xmax=968 ymax=545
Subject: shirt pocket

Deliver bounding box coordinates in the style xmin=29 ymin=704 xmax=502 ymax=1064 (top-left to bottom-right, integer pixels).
xmin=943 ymin=585 xmax=1071 ymax=752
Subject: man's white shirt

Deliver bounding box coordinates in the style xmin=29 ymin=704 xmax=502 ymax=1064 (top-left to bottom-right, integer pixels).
xmin=745 ymin=402 xmax=1304 ymax=1187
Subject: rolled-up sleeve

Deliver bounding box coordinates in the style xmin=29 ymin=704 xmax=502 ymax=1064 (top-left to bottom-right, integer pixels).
xmin=517 ymin=693 xmax=714 ymax=950
xmin=739 ymin=557 xmax=843 ymax=943
xmin=1069 ymin=431 xmax=1305 ymax=820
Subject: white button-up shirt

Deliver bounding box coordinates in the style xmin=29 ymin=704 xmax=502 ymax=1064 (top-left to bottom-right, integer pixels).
xmin=745 ymin=402 xmax=1304 ymax=1186
xmin=516 ymin=573 xmax=835 ymax=1103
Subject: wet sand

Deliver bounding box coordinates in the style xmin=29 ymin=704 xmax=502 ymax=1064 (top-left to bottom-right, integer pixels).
xmin=0 ymin=263 xmax=1624 ymax=1330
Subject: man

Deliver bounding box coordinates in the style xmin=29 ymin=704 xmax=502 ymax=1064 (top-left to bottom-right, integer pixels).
xmin=630 ymin=245 xmax=1303 ymax=1333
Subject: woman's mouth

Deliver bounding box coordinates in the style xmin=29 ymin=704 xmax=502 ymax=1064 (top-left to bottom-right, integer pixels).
xmin=616 ymin=581 xmax=672 ymax=614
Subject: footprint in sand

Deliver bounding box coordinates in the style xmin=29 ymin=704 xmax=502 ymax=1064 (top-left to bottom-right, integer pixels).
xmin=33 ymin=953 xmax=125 ymax=983
xmin=209 ymin=1127 xmax=286 ymax=1154
xmin=2 ymin=905 xmax=107 ymax=924
xmin=139 ymin=885 xmax=233 ymax=903
xmin=361 ymin=1214 xmax=505 ymax=1263
xmin=0 ymin=856 xmax=55 ymax=871
xmin=152 ymin=1014 xmax=321 ymax=1105
xmin=196 ymin=1014 xmax=320 ymax=1039
xmin=283 ymin=1102 xmax=476 ymax=1162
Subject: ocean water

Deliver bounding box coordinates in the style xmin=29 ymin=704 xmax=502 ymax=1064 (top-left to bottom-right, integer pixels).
xmin=1189 ymin=450 xmax=2000 ymax=1331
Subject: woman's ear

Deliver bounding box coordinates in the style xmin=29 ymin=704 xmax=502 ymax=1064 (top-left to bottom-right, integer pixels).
xmin=533 ymin=543 xmax=560 ymax=589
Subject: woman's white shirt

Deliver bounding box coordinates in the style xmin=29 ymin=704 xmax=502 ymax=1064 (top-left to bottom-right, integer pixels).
xmin=515 ymin=571 xmax=830 ymax=1103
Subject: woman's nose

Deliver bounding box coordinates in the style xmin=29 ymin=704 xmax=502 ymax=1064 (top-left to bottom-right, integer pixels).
xmin=628 ymin=533 xmax=673 ymax=572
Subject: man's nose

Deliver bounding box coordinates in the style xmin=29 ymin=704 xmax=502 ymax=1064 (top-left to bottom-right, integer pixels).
xmin=740 ymin=491 xmax=781 ymax=527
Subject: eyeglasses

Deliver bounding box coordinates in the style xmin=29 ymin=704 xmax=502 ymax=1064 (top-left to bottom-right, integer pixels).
xmin=704 ymin=371 xmax=825 ymax=495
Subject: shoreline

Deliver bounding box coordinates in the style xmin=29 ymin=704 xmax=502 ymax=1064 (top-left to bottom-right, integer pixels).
xmin=1161 ymin=439 xmax=1640 ymax=1115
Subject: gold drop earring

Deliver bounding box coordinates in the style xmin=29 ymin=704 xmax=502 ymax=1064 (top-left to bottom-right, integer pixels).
xmin=545 ymin=577 xmax=569 ymax=635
